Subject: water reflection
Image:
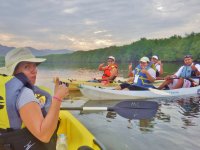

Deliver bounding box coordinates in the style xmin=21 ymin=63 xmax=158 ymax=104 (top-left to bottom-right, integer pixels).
xmin=139 ymin=119 xmax=155 ymax=132
xmin=177 ymin=97 xmax=200 ymax=128
xmin=156 ymin=109 xmax=171 ymax=122
xmin=36 ymin=65 xmax=200 ymax=150
xmin=177 ymin=97 xmax=200 ymax=115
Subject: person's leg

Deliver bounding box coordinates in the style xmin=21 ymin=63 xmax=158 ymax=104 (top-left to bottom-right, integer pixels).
xmin=114 ymin=83 xmax=130 ymax=90
xmin=158 ymin=79 xmax=173 ymax=90
xmin=182 ymin=79 xmax=192 ymax=88
xmin=172 ymin=78 xmax=184 ymax=89
xmin=114 ymin=85 xmax=122 ymax=90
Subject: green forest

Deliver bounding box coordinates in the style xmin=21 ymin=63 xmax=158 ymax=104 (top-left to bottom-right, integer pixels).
xmin=0 ymin=32 xmax=200 ymax=66
xmin=46 ymin=32 xmax=200 ymax=64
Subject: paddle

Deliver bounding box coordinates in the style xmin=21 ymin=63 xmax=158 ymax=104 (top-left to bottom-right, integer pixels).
xmin=60 ymin=100 xmax=159 ymax=120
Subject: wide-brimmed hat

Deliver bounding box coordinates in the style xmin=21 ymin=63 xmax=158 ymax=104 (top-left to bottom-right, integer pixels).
xmin=0 ymin=47 xmax=46 ymax=75
xmin=140 ymin=57 xmax=150 ymax=62
xmin=108 ymin=56 xmax=115 ymax=61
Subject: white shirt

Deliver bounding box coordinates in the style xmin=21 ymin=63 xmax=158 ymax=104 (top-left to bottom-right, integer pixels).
xmin=155 ymin=63 xmax=161 ymax=72
xmin=16 ymin=87 xmax=40 ymax=110
xmin=147 ymin=68 xmax=156 ymax=79
xmin=175 ymin=63 xmax=200 ymax=77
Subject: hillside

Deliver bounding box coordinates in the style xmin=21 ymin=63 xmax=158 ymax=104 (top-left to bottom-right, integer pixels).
xmin=1 ymin=32 xmax=200 ymax=64
xmin=46 ymin=32 xmax=200 ymax=63
xmin=0 ymin=45 xmax=73 ymax=56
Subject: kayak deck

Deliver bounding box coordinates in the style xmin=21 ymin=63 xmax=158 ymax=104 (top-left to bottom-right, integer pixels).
xmin=63 ymin=79 xmax=164 ymax=91
xmin=57 ymin=110 xmax=105 ymax=150
xmin=80 ymin=84 xmax=200 ymax=100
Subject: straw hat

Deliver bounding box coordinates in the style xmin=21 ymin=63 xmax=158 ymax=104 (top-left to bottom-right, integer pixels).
xmin=0 ymin=47 xmax=46 ymax=75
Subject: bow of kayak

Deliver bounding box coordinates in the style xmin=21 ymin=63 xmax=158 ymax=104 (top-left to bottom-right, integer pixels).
xmin=57 ymin=110 xmax=105 ymax=150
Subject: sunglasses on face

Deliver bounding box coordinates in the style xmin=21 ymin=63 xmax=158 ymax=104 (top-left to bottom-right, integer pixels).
xmin=59 ymin=81 xmax=69 ymax=87
xmin=140 ymin=61 xmax=147 ymax=64
xmin=184 ymin=55 xmax=192 ymax=59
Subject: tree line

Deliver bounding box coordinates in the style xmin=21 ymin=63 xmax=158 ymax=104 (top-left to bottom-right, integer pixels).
xmin=45 ymin=32 xmax=200 ymax=64
xmin=0 ymin=32 xmax=199 ymax=67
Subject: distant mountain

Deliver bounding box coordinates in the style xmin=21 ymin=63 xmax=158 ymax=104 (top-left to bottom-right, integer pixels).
xmin=0 ymin=44 xmax=15 ymax=56
xmin=0 ymin=44 xmax=74 ymax=56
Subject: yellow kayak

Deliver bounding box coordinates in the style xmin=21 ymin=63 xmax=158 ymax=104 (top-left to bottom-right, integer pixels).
xmin=57 ymin=110 xmax=105 ymax=150
xmin=63 ymin=79 xmax=164 ymax=91
xmin=63 ymin=79 xmax=119 ymax=91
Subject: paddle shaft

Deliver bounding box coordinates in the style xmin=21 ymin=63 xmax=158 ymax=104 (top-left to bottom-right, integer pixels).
xmin=60 ymin=107 xmax=109 ymax=111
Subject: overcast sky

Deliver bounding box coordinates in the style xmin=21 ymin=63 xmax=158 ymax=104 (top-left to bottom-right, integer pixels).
xmin=0 ymin=0 xmax=200 ymax=51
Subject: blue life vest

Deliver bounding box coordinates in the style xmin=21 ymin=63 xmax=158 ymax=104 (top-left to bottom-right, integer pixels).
xmin=180 ymin=65 xmax=196 ymax=78
xmin=133 ymin=65 xmax=154 ymax=88
xmin=0 ymin=73 xmax=51 ymax=130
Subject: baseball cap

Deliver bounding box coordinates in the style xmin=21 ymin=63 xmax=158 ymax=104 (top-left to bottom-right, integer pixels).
xmin=152 ymin=55 xmax=158 ymax=60
xmin=108 ymin=56 xmax=115 ymax=61
xmin=140 ymin=57 xmax=150 ymax=62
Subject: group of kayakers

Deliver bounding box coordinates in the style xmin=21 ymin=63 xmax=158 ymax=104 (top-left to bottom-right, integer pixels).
xmin=0 ymin=47 xmax=200 ymax=150
xmin=98 ymin=54 xmax=200 ymax=90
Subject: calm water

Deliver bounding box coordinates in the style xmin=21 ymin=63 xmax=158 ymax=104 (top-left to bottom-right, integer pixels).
xmin=36 ymin=62 xmax=199 ymax=150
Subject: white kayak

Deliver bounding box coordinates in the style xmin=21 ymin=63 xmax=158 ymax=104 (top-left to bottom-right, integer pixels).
xmin=80 ymin=84 xmax=200 ymax=100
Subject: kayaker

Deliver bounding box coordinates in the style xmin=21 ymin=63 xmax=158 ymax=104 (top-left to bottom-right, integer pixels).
xmin=151 ymin=55 xmax=163 ymax=79
xmin=0 ymin=48 xmax=68 ymax=150
xmin=98 ymin=56 xmax=118 ymax=85
xmin=158 ymin=55 xmax=200 ymax=89
xmin=115 ymin=56 xmax=156 ymax=90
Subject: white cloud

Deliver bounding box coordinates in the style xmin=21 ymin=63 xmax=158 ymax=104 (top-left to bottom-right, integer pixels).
xmin=59 ymin=35 xmax=76 ymax=42
xmin=63 ymin=7 xmax=78 ymax=14
xmin=36 ymin=28 xmax=51 ymax=33
xmin=84 ymin=19 xmax=98 ymax=25
xmin=94 ymin=30 xmax=107 ymax=34
xmin=0 ymin=0 xmax=200 ymax=50
xmin=104 ymin=34 xmax=112 ymax=37
xmin=95 ymin=39 xmax=113 ymax=46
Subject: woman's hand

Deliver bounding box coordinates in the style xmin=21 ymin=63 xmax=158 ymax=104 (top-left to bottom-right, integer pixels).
xmin=128 ymin=63 xmax=132 ymax=71
xmin=191 ymin=64 xmax=197 ymax=71
xmin=140 ymin=69 xmax=148 ymax=74
xmin=54 ymin=77 xmax=69 ymax=100
xmin=98 ymin=63 xmax=105 ymax=71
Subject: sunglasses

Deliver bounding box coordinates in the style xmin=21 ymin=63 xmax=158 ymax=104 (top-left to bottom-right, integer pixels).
xmin=59 ymin=81 xmax=69 ymax=87
xmin=184 ymin=55 xmax=192 ymax=59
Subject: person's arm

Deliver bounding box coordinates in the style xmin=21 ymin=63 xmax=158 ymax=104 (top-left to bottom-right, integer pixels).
xmin=192 ymin=64 xmax=200 ymax=76
xmin=141 ymin=69 xmax=155 ymax=83
xmin=98 ymin=63 xmax=105 ymax=71
xmin=19 ymin=78 xmax=68 ymax=143
xmin=158 ymin=61 xmax=163 ymax=75
xmin=174 ymin=66 xmax=183 ymax=78
xmin=128 ymin=63 xmax=133 ymax=77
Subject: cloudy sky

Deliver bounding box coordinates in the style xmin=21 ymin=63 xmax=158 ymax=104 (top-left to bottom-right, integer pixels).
xmin=0 ymin=0 xmax=200 ymax=51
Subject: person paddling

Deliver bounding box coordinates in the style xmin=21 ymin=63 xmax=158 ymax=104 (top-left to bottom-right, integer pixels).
xmin=115 ymin=56 xmax=156 ymax=90
xmin=0 ymin=48 xmax=69 ymax=150
xmin=158 ymin=55 xmax=200 ymax=90
xmin=98 ymin=56 xmax=118 ymax=85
